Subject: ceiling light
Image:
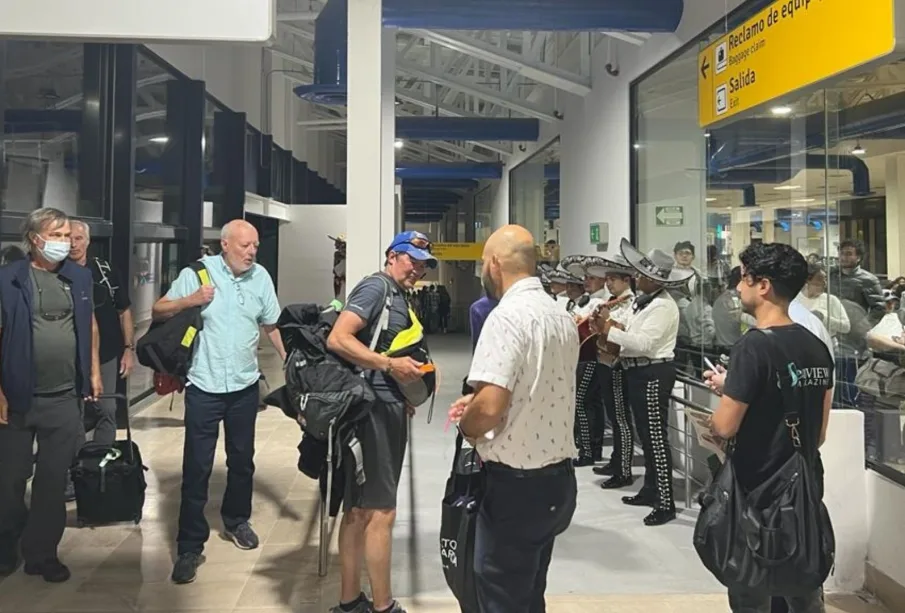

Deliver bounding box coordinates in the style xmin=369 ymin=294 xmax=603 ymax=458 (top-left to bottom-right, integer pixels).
xmin=852 ymin=142 xmax=866 ymax=155
xmin=394 ymin=140 xmax=404 ymax=149
xmin=705 ymin=197 xmax=717 ymax=202
xmin=771 ymin=106 xmax=792 ymax=116
xmin=632 ymin=143 xmax=641 ymax=150
xmin=150 ymin=136 xmax=168 ymax=144
xmin=794 ymin=198 xmax=816 ymax=203
xmin=773 ymin=185 xmax=800 ymax=191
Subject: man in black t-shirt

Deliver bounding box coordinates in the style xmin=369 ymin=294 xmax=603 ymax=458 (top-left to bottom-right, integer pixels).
xmin=704 ymin=243 xmax=832 ymax=613
xmin=69 ymin=221 xmax=134 ymax=446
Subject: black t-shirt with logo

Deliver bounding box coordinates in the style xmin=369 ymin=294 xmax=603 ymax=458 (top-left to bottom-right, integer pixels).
xmin=723 ymin=324 xmax=834 ymax=491
xmin=89 ymin=259 xmax=132 ymax=364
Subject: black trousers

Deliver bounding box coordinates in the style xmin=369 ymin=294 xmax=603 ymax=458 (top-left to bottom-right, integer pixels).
xmin=474 ymin=460 xmax=577 ymax=613
xmin=574 ymin=361 xmax=602 ymax=460
xmin=624 ymin=362 xmax=676 ymax=511
xmin=731 ymin=588 xmax=823 ymax=613
xmin=604 ymin=366 xmax=635 ymax=479
xmin=0 ymin=391 xmax=84 ymax=563
xmin=177 ymin=382 xmax=259 ymax=556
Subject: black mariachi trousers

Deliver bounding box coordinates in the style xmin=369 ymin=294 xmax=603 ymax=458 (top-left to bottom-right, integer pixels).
xmin=624 ymin=362 xmax=676 ymax=511
xmin=603 ymin=365 xmax=635 ymax=479
xmin=574 ymin=361 xmax=603 ymax=460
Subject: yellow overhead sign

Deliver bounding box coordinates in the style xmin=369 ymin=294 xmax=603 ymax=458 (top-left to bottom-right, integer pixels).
xmin=698 ymin=0 xmax=897 ymax=127
xmin=432 ymin=242 xmax=485 ymax=261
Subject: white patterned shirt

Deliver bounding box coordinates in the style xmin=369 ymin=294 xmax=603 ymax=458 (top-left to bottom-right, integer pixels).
xmin=467 ymin=276 xmax=579 ymax=469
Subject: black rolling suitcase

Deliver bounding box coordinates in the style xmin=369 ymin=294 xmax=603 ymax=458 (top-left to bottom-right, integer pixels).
xmin=71 ymin=394 xmax=148 ymax=527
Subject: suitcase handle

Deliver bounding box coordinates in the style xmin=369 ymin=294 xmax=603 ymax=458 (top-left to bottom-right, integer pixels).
xmin=87 ymin=393 xmax=136 ymax=465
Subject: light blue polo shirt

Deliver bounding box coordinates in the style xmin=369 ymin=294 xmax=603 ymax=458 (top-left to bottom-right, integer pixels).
xmin=166 ymin=255 xmax=281 ymax=394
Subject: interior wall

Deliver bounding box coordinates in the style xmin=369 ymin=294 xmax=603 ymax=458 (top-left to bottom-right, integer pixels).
xmin=867 ymin=471 xmax=905 ymax=588
xmin=5 ymin=155 xmax=77 ymax=215
xmin=278 ymin=204 xmax=345 ymax=307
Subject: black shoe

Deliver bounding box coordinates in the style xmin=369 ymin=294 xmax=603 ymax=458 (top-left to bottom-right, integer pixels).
xmin=225 ymin=522 xmax=259 ymax=550
xmin=573 ymin=457 xmax=595 ymax=467
xmin=24 ymin=558 xmax=70 ymax=583
xmin=171 ymin=552 xmax=205 ymax=584
xmin=593 ymin=463 xmax=617 ymax=476
xmin=644 ymin=508 xmax=677 ymax=526
xmin=622 ymin=493 xmax=656 ymax=507
xmin=601 ymin=475 xmax=633 ymax=489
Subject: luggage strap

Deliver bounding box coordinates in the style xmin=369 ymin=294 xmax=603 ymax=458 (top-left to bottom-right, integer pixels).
xmin=92 ymin=393 xmax=135 ymax=463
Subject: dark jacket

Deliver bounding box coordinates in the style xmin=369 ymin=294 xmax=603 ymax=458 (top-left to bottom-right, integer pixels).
xmin=828 ymin=265 xmax=885 ymax=324
xmin=0 ymin=258 xmax=94 ymax=415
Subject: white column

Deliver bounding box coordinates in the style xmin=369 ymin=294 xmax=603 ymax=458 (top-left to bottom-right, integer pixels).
xmin=346 ymin=0 xmax=396 ymax=286
xmin=886 ymin=155 xmax=905 ymax=277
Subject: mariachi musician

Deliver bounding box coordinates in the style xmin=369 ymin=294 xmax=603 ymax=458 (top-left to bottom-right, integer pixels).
xmin=547 ymin=266 xmax=585 ymax=312
xmin=586 ymin=254 xmax=636 ymax=489
xmin=592 ymin=239 xmax=691 ymax=526
xmin=561 ymin=255 xmax=611 ymax=466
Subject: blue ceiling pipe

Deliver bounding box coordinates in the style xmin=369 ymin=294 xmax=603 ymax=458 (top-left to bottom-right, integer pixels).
xmin=383 ymin=0 xmax=683 ymax=30
xmin=396 ymin=117 xmax=539 ymax=142
xmin=403 ymin=178 xmax=479 ymax=190
xmin=298 ymin=0 xmax=682 ymax=105
xmin=712 ymin=154 xmax=870 ymax=196
xmin=396 ymin=163 xmax=503 ymax=180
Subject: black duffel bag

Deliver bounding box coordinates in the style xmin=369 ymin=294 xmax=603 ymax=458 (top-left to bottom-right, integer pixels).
xmin=693 ymin=330 xmax=835 ymax=597
xmin=71 ymin=394 xmax=147 ymax=527
xmin=440 ymin=433 xmax=483 ymax=613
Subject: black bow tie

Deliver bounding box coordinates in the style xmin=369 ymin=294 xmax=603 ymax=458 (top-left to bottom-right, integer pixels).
xmin=633 ymin=289 xmax=664 ymax=313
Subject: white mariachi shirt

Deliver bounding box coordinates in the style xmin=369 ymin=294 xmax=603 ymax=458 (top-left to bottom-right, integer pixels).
xmin=572 ymin=288 xmax=611 ymax=320
xmin=608 ymin=290 xmax=680 ymax=360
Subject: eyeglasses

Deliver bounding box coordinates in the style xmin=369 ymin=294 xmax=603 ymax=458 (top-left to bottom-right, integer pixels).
xmin=35 ymin=278 xmax=73 ymax=322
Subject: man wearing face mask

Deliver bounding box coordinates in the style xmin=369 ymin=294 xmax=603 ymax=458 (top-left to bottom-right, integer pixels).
xmin=326 ymin=230 xmax=438 ymax=613
xmin=154 ymin=220 xmax=285 ymax=585
xmin=0 ymin=207 xmax=102 ymax=583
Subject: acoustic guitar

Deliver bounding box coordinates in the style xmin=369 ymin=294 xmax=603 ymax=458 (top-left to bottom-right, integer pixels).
xmin=576 ymin=316 xmax=598 ymax=362
xmin=593 ymin=294 xmax=633 ymax=366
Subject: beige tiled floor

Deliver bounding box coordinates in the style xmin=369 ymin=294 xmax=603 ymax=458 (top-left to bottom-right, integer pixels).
xmin=0 ymin=344 xmax=891 ymax=613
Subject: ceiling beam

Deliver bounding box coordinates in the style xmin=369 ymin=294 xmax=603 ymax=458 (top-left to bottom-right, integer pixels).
xmin=409 ymin=29 xmax=591 ymax=96
xmin=397 ymin=59 xmax=559 ymax=122
xmin=277 ymin=11 xmax=320 ymax=21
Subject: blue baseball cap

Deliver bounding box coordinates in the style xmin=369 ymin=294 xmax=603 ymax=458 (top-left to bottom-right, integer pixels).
xmin=387 ymin=231 xmax=438 ymax=269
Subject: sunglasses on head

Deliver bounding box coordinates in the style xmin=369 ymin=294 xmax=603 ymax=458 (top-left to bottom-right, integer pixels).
xmin=395 ymin=238 xmax=432 ymax=253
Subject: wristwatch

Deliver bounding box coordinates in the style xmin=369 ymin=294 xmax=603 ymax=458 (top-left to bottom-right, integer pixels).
xmin=125 ymin=344 xmax=135 ymax=350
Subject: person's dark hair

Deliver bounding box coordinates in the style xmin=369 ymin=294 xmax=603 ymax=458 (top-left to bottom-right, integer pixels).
xmin=738 ymin=243 xmax=808 ymax=303
xmin=728 ymin=266 xmax=742 ymax=288
xmin=839 ymin=239 xmax=865 ymax=258
xmin=807 ymin=262 xmax=826 ymax=280
xmin=674 ymin=240 xmax=695 ymax=255
xmin=0 ymin=245 xmax=25 ymax=266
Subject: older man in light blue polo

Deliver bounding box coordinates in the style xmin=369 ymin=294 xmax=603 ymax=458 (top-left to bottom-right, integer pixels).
xmin=152 ymin=219 xmax=286 ymax=585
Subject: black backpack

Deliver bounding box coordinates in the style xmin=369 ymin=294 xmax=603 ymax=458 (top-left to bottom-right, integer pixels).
xmin=693 ymin=329 xmax=835 ymax=597
xmin=135 ymin=261 xmax=209 ymax=380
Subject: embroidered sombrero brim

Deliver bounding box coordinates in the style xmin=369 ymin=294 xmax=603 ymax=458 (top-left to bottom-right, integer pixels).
xmin=548 ymin=267 xmax=583 ymax=285
xmin=585 ymin=253 xmax=634 ymax=278
xmin=559 ymin=255 xmax=588 ymax=279
xmin=620 ymin=238 xmax=694 ymax=287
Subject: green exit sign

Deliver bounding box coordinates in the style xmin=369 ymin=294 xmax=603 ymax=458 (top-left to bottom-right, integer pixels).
xmin=589 ymin=224 xmax=600 ymax=244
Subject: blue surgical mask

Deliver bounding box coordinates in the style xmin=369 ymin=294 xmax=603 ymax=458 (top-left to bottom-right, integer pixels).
xmin=39 ymin=239 xmax=71 ymax=263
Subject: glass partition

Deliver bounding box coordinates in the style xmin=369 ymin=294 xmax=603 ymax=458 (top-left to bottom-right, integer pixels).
xmin=632 ymin=25 xmax=905 ymax=482
xmin=0 ymin=41 xmax=86 ymax=217
xmin=510 ymin=138 xmax=560 ymax=245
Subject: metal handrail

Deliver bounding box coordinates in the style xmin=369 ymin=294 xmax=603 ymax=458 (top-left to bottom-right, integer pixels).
xmin=666 ymin=378 xmax=720 ymax=510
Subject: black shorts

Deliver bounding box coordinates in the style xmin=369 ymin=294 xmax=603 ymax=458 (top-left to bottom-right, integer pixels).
xmin=344 ymin=398 xmax=408 ymax=511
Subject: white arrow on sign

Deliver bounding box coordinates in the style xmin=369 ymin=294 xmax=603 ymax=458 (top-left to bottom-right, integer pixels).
xmin=656 ymin=207 xmax=683 ymax=224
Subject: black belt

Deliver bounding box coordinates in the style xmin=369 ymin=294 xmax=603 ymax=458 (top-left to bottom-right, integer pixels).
xmin=484 ymin=459 xmax=573 ymax=478
xmin=620 ymin=357 xmax=671 ymax=369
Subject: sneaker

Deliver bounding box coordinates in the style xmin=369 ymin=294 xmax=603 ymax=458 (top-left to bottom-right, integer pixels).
xmin=224 ymin=522 xmax=259 ymax=550
xmin=24 ymin=558 xmax=70 ymax=583
xmin=329 ymin=593 xmax=371 ymax=613
xmin=374 ymin=601 xmax=407 ymax=613
xmin=171 ymin=552 xmax=205 ymax=584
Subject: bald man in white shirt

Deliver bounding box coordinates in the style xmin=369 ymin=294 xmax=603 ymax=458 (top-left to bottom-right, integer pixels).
xmin=450 ymin=225 xmax=579 ymax=613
